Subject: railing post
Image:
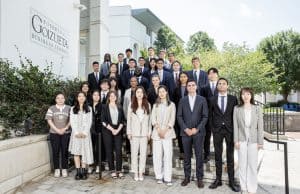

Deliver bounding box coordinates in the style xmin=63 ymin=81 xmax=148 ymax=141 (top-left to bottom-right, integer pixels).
xmin=284 ymin=142 xmax=289 ymax=194
xmin=276 ymin=108 xmax=279 ymax=150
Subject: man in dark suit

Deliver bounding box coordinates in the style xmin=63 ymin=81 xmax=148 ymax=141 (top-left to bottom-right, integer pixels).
xmin=187 ymin=57 xmax=208 ymax=94
xmin=117 ymin=53 xmax=128 ymax=76
xmin=87 ymin=61 xmax=104 ymax=92
xmin=145 ymin=47 xmax=157 ymax=68
xmin=121 ymin=58 xmax=136 ymax=89
xmin=156 ymin=58 xmax=175 ymax=96
xmin=123 ymin=48 xmax=133 ymax=66
xmin=208 ymin=78 xmax=240 ymax=192
xmin=170 ymin=60 xmax=182 ymax=89
xmin=200 ymin=67 xmax=219 ymax=162
xmin=177 ymin=79 xmax=208 ymax=189
xmin=135 ymin=67 xmax=149 ymax=91
xmin=138 ymin=57 xmax=150 ymax=81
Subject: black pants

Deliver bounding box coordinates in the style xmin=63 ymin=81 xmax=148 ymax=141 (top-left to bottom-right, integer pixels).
xmin=175 ymin=122 xmax=184 ymax=153
xmin=182 ymin=133 xmax=205 ymax=180
xmin=91 ymin=132 xmax=106 ymax=165
xmin=102 ymin=129 xmax=123 ymax=171
xmin=50 ymin=133 xmax=70 ymax=169
xmin=204 ymin=123 xmax=212 ymax=158
xmin=212 ymin=127 xmax=235 ymax=181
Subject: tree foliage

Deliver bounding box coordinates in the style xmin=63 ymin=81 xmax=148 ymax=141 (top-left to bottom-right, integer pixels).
xmin=258 ymin=29 xmax=300 ymax=101
xmin=186 ymin=31 xmax=216 ymax=54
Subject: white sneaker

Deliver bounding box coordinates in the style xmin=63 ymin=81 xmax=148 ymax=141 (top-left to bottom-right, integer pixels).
xmin=139 ymin=175 xmax=144 ymax=181
xmin=61 ymin=169 xmax=68 ymax=177
xmin=54 ymin=169 xmax=60 ymax=178
xmin=88 ymin=167 xmax=93 ymax=174
xmin=157 ymin=179 xmax=163 ymax=184
xmin=134 ymin=174 xmax=139 ymax=181
xmin=166 ymin=182 xmax=173 ymax=186
xmin=95 ymin=166 xmax=100 ymax=173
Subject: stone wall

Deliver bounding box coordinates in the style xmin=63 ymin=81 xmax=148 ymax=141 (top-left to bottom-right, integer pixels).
xmin=285 ymin=111 xmax=300 ymax=132
xmin=0 ymin=135 xmax=50 ymax=194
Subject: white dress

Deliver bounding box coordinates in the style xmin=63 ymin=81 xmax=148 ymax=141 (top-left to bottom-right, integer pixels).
xmin=69 ymin=107 xmax=94 ymax=164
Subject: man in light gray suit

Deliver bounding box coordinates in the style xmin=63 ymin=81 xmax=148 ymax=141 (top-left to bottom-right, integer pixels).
xmin=177 ymin=79 xmax=208 ymax=189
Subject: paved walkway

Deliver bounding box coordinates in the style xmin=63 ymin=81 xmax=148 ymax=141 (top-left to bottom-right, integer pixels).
xmin=15 ymin=134 xmax=300 ymax=194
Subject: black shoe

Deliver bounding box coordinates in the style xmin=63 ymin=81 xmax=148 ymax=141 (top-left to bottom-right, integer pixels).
xmin=75 ymin=168 xmax=81 ymax=180
xmin=181 ymin=178 xmax=190 ymax=186
xmin=197 ymin=179 xmax=204 ymax=188
xmin=229 ymin=182 xmax=241 ymax=192
xmin=209 ymin=179 xmax=222 ymax=189
xmin=81 ymin=168 xmax=88 ymax=180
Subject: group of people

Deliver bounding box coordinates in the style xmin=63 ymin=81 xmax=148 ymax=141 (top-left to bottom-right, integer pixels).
xmin=45 ymin=47 xmax=264 ymax=194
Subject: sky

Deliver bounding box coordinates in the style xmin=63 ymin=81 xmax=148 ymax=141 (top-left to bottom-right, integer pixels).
xmin=110 ymin=0 xmax=300 ymax=49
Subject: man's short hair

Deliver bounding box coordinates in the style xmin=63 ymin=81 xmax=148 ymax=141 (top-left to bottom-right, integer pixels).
xmin=125 ymin=48 xmax=132 ymax=53
xmin=207 ymin=67 xmax=219 ymax=75
xmin=92 ymin=61 xmax=99 ymax=65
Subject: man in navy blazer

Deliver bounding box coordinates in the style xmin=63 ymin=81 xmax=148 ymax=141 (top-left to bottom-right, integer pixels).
xmin=121 ymin=58 xmax=137 ymax=89
xmin=138 ymin=57 xmax=150 ymax=81
xmin=200 ymin=67 xmax=219 ymax=163
xmin=156 ymin=58 xmax=175 ymax=95
xmin=177 ymin=79 xmax=208 ymax=189
xmin=187 ymin=57 xmax=208 ymax=94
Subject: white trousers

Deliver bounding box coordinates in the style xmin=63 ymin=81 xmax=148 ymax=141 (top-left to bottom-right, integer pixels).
xmin=153 ymin=139 xmax=173 ymax=182
xmin=131 ymin=137 xmax=148 ymax=174
xmin=238 ymin=141 xmax=258 ymax=193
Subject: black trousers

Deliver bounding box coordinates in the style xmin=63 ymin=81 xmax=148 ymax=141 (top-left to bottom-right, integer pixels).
xmin=182 ymin=133 xmax=205 ymax=180
xmin=91 ymin=132 xmax=106 ymax=165
xmin=50 ymin=133 xmax=70 ymax=169
xmin=102 ymin=129 xmax=123 ymax=171
xmin=175 ymin=122 xmax=184 ymax=153
xmin=212 ymin=127 xmax=235 ymax=182
xmin=204 ymin=122 xmax=212 ymax=158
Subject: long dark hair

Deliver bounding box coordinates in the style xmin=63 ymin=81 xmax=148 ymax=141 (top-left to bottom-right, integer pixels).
xmin=179 ymin=71 xmax=189 ymax=86
xmin=155 ymin=85 xmax=171 ymax=107
xmin=80 ymin=81 xmax=90 ymax=94
xmin=73 ymin=91 xmax=90 ymax=114
xmin=131 ymin=86 xmax=150 ymax=114
xmin=103 ymin=53 xmax=111 ymax=63
xmin=239 ymin=87 xmax=255 ymax=107
xmin=92 ymin=90 xmax=100 ymax=105
xmin=109 ymin=77 xmax=119 ymax=91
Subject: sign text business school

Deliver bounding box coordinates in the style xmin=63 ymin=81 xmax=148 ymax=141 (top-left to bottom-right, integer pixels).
xmin=30 ymin=8 xmax=70 ymax=55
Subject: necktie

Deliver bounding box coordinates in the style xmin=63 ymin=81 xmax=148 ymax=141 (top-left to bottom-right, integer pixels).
xmin=95 ymin=72 xmax=99 ymax=82
xmin=119 ymin=63 xmax=122 ymax=75
xmin=221 ymin=96 xmax=225 ymax=113
xmin=130 ymin=70 xmax=134 ymax=76
xmin=211 ymin=83 xmax=215 ymax=95
xmin=193 ymin=70 xmax=198 ymax=84
xmin=175 ymin=73 xmax=178 ymax=85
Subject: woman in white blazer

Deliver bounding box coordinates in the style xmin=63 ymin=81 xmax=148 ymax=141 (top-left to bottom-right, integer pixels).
xmin=127 ymin=86 xmax=152 ymax=181
xmin=233 ymin=87 xmax=264 ymax=194
xmin=151 ymin=85 xmax=176 ymax=186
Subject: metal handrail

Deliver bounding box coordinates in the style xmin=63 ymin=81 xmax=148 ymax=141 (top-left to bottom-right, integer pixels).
xmin=264 ymin=136 xmax=289 ymax=194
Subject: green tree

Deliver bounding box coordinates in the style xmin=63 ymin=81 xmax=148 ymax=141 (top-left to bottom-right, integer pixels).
xmin=258 ymin=29 xmax=300 ymax=102
xmin=186 ymin=31 xmax=216 ymax=54
xmin=154 ymin=25 xmax=184 ymax=56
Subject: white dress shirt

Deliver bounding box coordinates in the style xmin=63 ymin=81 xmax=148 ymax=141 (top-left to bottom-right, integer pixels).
xmin=188 ymin=95 xmax=196 ymax=112
xmin=218 ymin=93 xmax=228 ymax=112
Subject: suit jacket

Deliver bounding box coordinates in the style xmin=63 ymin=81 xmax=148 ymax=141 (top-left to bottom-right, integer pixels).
xmin=200 ymin=84 xmax=218 ymax=99
xmin=100 ymin=61 xmax=111 ymax=77
xmin=123 ymin=88 xmax=134 ymax=120
xmin=140 ymin=67 xmax=150 ymax=80
xmin=159 ymin=70 xmax=175 ymax=95
xmin=121 ymin=69 xmax=135 ymax=89
xmin=88 ymin=72 xmax=104 ymax=92
xmin=177 ymin=95 xmax=208 ymax=136
xmin=233 ymin=105 xmax=264 ymax=145
xmin=170 ymin=71 xmax=181 ymax=89
xmin=173 ymin=85 xmax=188 ymax=108
xmin=91 ymin=103 xmax=102 ymax=133
xmin=123 ymin=58 xmax=131 ymax=69
xmin=137 ymin=76 xmax=149 ymax=91
xmin=145 ymin=56 xmax=157 ymax=68
xmin=208 ymin=95 xmax=238 ymax=133
xmin=187 ymin=70 xmax=209 ymax=93
xmin=151 ymin=102 xmax=176 ymax=140
xmin=101 ymin=104 xmax=125 ymax=131
xmin=126 ymin=103 xmax=152 ymax=137
xmin=147 ymin=87 xmax=158 ymax=107
xmin=118 ymin=62 xmax=129 ymax=75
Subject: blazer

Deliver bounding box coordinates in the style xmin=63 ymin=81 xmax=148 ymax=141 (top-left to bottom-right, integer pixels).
xmin=151 ymin=102 xmax=176 ymax=140
xmin=147 ymin=87 xmax=158 ymax=107
xmin=87 ymin=72 xmax=104 ymax=92
xmin=200 ymin=84 xmax=218 ymax=99
xmin=173 ymin=85 xmax=188 ymax=108
xmin=233 ymin=105 xmax=264 ymax=145
xmin=187 ymin=70 xmax=209 ymax=93
xmin=100 ymin=61 xmax=111 ymax=77
xmin=101 ymin=104 xmax=125 ymax=132
xmin=121 ymin=69 xmax=135 ymax=89
xmin=118 ymin=62 xmax=129 ymax=75
xmin=126 ymin=103 xmax=152 ymax=137
xmin=140 ymin=67 xmax=150 ymax=80
xmin=91 ymin=103 xmax=102 ymax=133
xmin=137 ymin=76 xmax=149 ymax=91
xmin=177 ymin=95 xmax=208 ymax=136
xmin=208 ymin=95 xmax=238 ymax=133
xmin=158 ymin=70 xmax=175 ymax=95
